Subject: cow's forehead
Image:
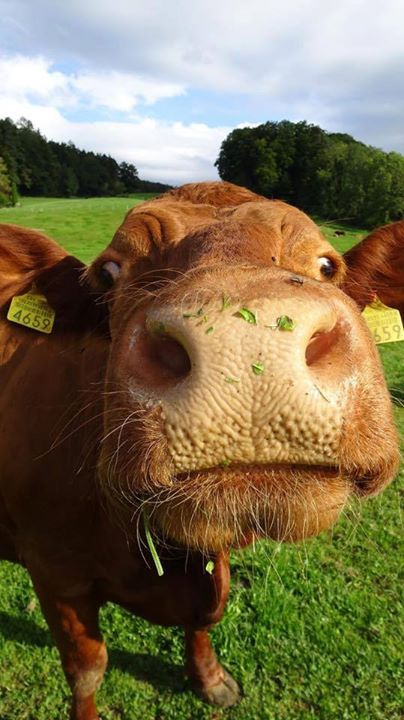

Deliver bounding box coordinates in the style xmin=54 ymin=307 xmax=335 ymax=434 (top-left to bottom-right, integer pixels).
xmin=110 ymin=200 xmax=220 ymax=256
xmin=89 ymin=196 xmax=344 ymax=295
xmin=111 ymin=197 xmax=327 ymax=256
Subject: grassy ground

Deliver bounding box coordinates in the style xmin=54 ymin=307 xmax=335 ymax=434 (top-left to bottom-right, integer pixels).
xmin=317 ymin=220 xmax=367 ymax=254
xmin=0 ymin=195 xmax=155 ymax=264
xmin=0 ymin=198 xmax=402 ymax=719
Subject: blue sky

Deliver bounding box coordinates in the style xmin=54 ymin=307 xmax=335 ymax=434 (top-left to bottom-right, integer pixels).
xmin=0 ymin=0 xmax=403 ymax=184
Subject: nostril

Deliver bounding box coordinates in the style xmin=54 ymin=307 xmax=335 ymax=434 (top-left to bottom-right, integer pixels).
xmin=151 ymin=334 xmax=192 ymax=378
xmin=125 ymin=322 xmax=192 ymax=388
xmin=305 ymin=324 xmax=342 ymax=367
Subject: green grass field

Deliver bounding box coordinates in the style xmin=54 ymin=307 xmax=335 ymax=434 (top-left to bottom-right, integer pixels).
xmin=0 ymin=197 xmax=403 ymax=720
xmin=0 ymin=195 xmax=155 ymax=264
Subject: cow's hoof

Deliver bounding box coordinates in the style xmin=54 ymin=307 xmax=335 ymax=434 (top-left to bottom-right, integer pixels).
xmin=195 ymin=670 xmax=241 ymax=708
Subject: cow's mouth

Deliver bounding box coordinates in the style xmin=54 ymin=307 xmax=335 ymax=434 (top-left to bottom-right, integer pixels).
xmin=142 ymin=462 xmax=349 ymax=553
xmin=176 ymin=461 xmax=340 ymax=482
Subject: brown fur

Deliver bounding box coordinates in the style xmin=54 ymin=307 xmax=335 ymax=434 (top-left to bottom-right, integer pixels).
xmin=0 ymin=224 xmax=67 ymax=305
xmin=155 ymin=179 xmax=265 ymax=206
xmin=343 ymin=220 xmax=404 ymax=317
xmin=88 ymin=191 xmax=345 ymax=294
xmin=0 ymin=182 xmax=399 ymax=719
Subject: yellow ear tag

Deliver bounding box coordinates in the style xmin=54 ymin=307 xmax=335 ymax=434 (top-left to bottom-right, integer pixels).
xmin=7 ymin=289 xmax=55 ymax=334
xmin=362 ymin=297 xmax=404 ymax=344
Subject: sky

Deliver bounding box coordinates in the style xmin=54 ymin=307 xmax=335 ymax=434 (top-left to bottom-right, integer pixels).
xmin=0 ymin=0 xmax=403 ymax=185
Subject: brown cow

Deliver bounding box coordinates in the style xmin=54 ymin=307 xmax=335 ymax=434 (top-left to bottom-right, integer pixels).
xmin=0 ymin=182 xmax=400 ymax=720
xmin=343 ymin=219 xmax=404 ymax=317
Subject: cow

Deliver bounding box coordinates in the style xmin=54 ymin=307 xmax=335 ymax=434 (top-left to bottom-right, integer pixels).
xmin=0 ymin=182 xmax=400 ymax=720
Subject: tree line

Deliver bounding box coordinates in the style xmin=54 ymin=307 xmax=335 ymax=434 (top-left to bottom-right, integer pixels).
xmin=215 ymin=120 xmax=404 ymax=227
xmin=0 ymin=117 xmax=171 ymax=206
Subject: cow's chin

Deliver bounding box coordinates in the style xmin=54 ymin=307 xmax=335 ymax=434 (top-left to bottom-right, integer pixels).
xmin=144 ymin=465 xmax=351 ymax=554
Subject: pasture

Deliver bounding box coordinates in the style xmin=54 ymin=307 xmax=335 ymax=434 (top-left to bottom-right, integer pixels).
xmin=0 ymin=196 xmax=402 ymax=720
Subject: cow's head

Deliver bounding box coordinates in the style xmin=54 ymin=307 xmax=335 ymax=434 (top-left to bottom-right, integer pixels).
xmin=86 ymin=183 xmax=400 ymax=553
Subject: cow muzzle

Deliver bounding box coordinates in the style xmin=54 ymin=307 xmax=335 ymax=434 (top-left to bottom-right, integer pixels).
xmin=102 ymin=267 xmax=399 ymax=550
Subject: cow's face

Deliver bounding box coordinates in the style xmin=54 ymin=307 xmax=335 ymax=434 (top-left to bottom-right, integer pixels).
xmin=88 ymin=195 xmax=399 ymax=553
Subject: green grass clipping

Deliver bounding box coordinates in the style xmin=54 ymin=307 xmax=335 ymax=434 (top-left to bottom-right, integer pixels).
xmin=143 ymin=511 xmax=164 ymax=577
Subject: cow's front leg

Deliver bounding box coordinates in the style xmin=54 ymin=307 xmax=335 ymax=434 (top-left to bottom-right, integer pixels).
xmin=185 ymin=627 xmax=241 ymax=707
xmin=184 ymin=551 xmax=241 ymax=707
xmin=32 ymin=581 xmax=107 ymax=720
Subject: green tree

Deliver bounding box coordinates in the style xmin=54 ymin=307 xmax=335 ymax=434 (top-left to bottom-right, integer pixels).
xmin=62 ymin=167 xmax=79 ymax=197
xmin=16 ymin=118 xmax=60 ymax=196
xmin=215 ymin=120 xmax=404 ymax=226
xmin=0 ymin=117 xmax=170 ymax=200
xmin=119 ymin=162 xmax=139 ymax=193
xmin=0 ymin=156 xmax=13 ymax=206
xmin=384 ymin=152 xmax=404 ymax=221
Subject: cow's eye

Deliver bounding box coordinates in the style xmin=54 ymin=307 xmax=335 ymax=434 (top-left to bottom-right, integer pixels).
xmin=318 ymin=256 xmax=336 ymax=279
xmin=99 ymin=260 xmax=121 ymax=288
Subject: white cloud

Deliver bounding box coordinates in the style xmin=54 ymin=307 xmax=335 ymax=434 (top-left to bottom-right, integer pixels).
xmin=72 ymin=72 xmax=184 ymax=112
xmin=0 ymin=0 xmax=404 ymax=181
xmin=0 ymin=55 xmax=185 ymax=112
xmin=0 ymin=52 xmax=230 ymax=184
xmin=2 ymin=0 xmax=404 ymax=95
xmin=0 ymin=89 xmax=230 ymax=184
xmin=0 ymin=55 xmax=70 ymax=104
xmin=65 ymin=118 xmax=230 ymax=183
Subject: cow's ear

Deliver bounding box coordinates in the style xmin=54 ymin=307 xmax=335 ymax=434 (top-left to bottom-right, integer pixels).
xmin=35 ymin=255 xmax=109 ymax=333
xmin=0 ymin=225 xmax=109 ymax=335
xmin=341 ymin=243 xmax=375 ymax=310
xmin=341 ymin=223 xmax=404 ymax=314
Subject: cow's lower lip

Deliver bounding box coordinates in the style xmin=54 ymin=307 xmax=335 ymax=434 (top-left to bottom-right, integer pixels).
xmin=144 ymin=461 xmax=348 ymax=552
xmin=175 ymin=462 xmax=340 ymax=482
